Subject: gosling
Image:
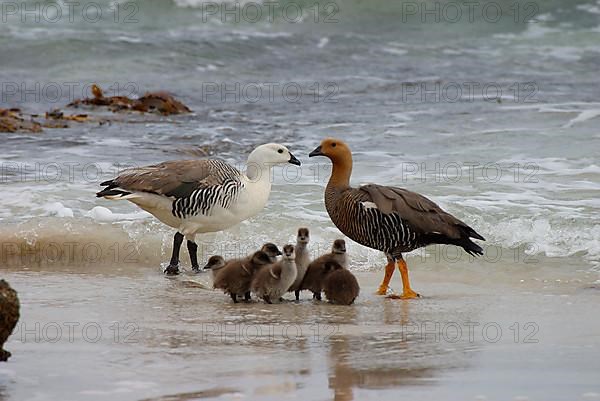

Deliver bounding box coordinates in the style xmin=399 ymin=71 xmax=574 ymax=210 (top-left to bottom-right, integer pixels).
xmin=251 ymin=244 xmax=298 ymax=304
xmin=203 ymin=242 xmax=281 ymax=281
xmin=261 ymin=242 xmax=282 ymax=263
xmin=212 ymin=251 xmax=272 ymax=303
xmin=323 ymin=262 xmax=360 ymax=305
xmin=203 ymin=255 xmax=226 ymax=280
xmin=299 ymin=239 xmax=348 ymax=301
xmin=288 ymin=227 xmax=311 ymax=300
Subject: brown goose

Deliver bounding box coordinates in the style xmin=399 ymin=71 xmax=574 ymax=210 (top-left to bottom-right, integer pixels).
xmin=309 ymin=138 xmax=485 ymax=299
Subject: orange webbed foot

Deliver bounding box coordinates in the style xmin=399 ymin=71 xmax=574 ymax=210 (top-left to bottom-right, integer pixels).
xmin=375 ymin=285 xmax=389 ymax=295
xmin=376 ymin=259 xmax=396 ymax=295
xmin=386 ymin=289 xmax=420 ymax=300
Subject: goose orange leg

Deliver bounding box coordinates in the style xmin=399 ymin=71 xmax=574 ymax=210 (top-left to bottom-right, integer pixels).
xmin=375 ymin=259 xmax=395 ymax=295
xmin=387 ymin=259 xmax=420 ymax=300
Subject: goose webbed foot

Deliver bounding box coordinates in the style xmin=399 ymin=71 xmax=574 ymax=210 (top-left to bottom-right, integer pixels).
xmin=163 ymin=264 xmax=180 ymax=275
xmin=375 ymin=259 xmax=395 ymax=295
xmin=387 ymin=290 xmax=420 ymax=300
xmin=384 ymin=258 xmax=420 ymax=300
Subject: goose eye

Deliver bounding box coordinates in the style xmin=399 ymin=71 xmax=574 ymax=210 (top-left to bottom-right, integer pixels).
xmin=278 ymin=149 xmax=284 ymax=154
xmin=331 ymin=143 xmax=337 ymax=148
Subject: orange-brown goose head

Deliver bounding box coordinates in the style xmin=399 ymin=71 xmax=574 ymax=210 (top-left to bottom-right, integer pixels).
xmin=309 ymin=138 xmax=353 ymax=187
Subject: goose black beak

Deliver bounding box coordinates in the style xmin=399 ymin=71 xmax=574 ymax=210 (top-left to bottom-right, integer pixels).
xmin=276 ymin=249 xmax=283 ymax=256
xmin=309 ymin=145 xmax=323 ymax=157
xmin=202 ymin=263 xmax=211 ymax=270
xmin=288 ymin=153 xmax=301 ymax=166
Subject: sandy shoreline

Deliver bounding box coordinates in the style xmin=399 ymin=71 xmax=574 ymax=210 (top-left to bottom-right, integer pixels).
xmin=1 ymin=265 xmax=599 ymax=401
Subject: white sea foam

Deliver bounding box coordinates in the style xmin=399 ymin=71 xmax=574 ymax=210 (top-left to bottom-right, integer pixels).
xmin=44 ymin=202 xmax=74 ymax=218
xmin=564 ymin=109 xmax=600 ymax=128
xmin=86 ymin=206 xmax=151 ymax=222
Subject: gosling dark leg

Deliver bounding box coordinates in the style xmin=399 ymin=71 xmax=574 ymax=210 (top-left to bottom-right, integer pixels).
xmin=295 ymin=290 xmax=300 ymax=301
xmin=230 ymin=293 xmax=238 ymax=303
xmin=164 ymin=232 xmax=184 ymax=275
xmin=187 ymin=240 xmax=199 ymax=272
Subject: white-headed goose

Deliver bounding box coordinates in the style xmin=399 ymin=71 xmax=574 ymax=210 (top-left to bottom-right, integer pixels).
xmin=97 ymin=144 xmax=300 ymax=274
xmin=309 ymin=138 xmax=485 ymax=299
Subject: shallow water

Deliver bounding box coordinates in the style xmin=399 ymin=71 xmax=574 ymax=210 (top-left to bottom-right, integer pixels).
xmin=1 ymin=0 xmax=600 ymax=399
xmin=2 ymin=267 xmax=600 ymax=401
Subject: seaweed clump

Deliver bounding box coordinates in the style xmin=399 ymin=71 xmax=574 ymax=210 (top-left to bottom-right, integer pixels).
xmin=0 ymin=108 xmax=43 ymax=133
xmin=68 ymin=84 xmax=191 ymax=115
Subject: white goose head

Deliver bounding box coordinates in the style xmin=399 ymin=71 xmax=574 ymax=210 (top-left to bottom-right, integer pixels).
xmin=247 ymin=143 xmax=301 ymax=167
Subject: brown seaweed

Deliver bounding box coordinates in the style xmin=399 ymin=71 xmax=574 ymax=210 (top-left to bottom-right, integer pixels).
xmin=68 ymin=84 xmax=191 ymax=115
xmin=0 ymin=108 xmax=43 ymax=133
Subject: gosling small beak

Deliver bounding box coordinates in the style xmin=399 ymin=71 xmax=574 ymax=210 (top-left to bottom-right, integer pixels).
xmin=309 ymin=145 xmax=323 ymax=157
xmin=288 ymin=153 xmax=301 ymax=166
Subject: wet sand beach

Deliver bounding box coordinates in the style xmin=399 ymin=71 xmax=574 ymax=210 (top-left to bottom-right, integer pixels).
xmin=1 ymin=257 xmax=599 ymax=401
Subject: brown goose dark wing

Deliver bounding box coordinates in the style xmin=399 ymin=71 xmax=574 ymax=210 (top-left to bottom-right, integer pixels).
xmin=360 ymin=184 xmax=485 ymax=251
xmin=97 ymin=159 xmax=241 ymax=199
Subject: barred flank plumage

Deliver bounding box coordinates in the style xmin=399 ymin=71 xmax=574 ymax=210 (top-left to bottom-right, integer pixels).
xmin=172 ymin=178 xmax=242 ymax=218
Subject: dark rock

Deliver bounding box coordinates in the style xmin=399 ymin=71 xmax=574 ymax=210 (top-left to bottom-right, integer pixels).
xmin=0 ymin=279 xmax=20 ymax=361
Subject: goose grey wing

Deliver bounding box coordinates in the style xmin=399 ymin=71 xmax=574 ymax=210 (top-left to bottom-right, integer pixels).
xmin=98 ymin=159 xmax=241 ymax=199
xmin=359 ymin=184 xmax=484 ymax=240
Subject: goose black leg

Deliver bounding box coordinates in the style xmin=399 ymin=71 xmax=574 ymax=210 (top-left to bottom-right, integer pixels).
xmin=244 ymin=292 xmax=251 ymax=301
xmin=313 ymin=291 xmax=322 ymax=301
xmin=295 ymin=290 xmax=300 ymax=301
xmin=187 ymin=240 xmax=199 ymax=272
xmin=164 ymin=232 xmax=184 ymax=275
xmin=230 ymin=293 xmax=238 ymax=303
xmin=263 ymin=295 xmax=272 ymax=304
